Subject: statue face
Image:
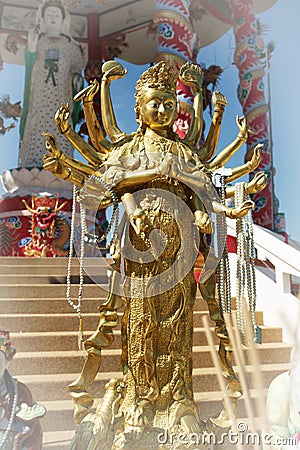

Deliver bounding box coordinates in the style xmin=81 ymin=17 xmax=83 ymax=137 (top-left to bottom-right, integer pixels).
xmin=138 ymin=89 xmax=177 ymax=131
xmin=43 ymin=6 xmax=64 ymax=35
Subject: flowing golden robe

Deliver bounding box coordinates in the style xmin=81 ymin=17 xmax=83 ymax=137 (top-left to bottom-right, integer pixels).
xmin=105 ymin=133 xmax=201 ymax=429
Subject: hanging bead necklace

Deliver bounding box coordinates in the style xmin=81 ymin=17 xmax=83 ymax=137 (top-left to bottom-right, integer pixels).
xmin=66 ymin=185 xmax=84 ymax=350
xmin=66 ymin=178 xmax=119 ymax=350
xmin=235 ymin=182 xmax=259 ymax=344
xmin=82 ymin=174 xmax=119 ymax=249
xmin=215 ymin=173 xmax=232 ymax=317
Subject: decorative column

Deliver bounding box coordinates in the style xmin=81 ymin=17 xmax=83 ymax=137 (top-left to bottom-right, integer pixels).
xmin=153 ymin=0 xmax=195 ymax=138
xmin=230 ymin=0 xmax=275 ymax=230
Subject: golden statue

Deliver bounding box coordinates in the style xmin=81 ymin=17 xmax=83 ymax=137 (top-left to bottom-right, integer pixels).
xmin=43 ymin=60 xmax=266 ymax=449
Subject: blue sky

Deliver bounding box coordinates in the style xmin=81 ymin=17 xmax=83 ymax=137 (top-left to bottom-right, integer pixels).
xmin=0 ymin=0 xmax=299 ymax=241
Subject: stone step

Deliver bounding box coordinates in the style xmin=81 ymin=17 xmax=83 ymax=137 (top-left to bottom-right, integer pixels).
xmin=9 ymin=342 xmax=291 ymax=376
xmin=15 ymin=363 xmax=289 ymax=403
xmin=0 ymin=297 xmax=222 ymax=315
xmin=0 ymin=264 xmax=106 ymax=275
xmin=9 ymin=324 xmax=282 ymax=353
xmin=10 ymin=330 xmax=118 ymax=351
xmin=0 ymin=294 xmax=256 ymax=315
xmin=0 ymin=284 xmax=218 ymax=302
xmin=0 ymin=283 xmax=107 ymax=298
xmin=42 ymin=430 xmax=75 ymax=449
xmin=0 ymin=256 xmax=110 ymax=266
xmin=0 ymin=313 xmax=100 ymax=333
xmin=0 ymin=310 xmax=264 ymax=332
xmin=0 ymin=286 xmax=211 ymax=303
xmin=1 ymin=298 xmax=105 ymax=314
xmin=0 ymin=274 xmax=107 ymax=284
xmin=195 ymin=389 xmax=269 ymax=420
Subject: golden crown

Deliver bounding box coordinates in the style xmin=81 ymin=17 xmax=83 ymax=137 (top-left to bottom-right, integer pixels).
xmin=135 ymin=61 xmax=177 ymax=100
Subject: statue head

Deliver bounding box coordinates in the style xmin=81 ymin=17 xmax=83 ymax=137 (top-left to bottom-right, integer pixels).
xmin=41 ymin=0 xmax=66 ymax=19
xmin=134 ymin=62 xmax=178 ymax=132
xmin=0 ymin=331 xmax=16 ymax=379
xmin=38 ymin=0 xmax=67 ymax=36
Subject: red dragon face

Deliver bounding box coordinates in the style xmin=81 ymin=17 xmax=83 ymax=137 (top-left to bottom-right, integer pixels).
xmin=34 ymin=206 xmax=56 ymax=230
xmin=23 ymin=196 xmax=67 ymax=236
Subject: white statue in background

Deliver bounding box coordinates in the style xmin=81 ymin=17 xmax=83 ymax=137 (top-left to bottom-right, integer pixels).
xmin=264 ymin=343 xmax=300 ymax=449
xmin=18 ymin=0 xmax=84 ymax=168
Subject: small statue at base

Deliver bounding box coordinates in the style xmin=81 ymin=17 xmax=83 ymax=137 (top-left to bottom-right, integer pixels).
xmin=0 ymin=331 xmax=46 ymax=450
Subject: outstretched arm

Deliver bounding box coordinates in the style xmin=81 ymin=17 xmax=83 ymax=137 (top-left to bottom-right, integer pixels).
xmin=180 ymin=62 xmax=204 ymax=147
xmin=207 ymin=116 xmax=253 ymax=170
xmin=43 ymin=133 xmax=93 ymax=187
xmin=55 ymin=104 xmax=109 ymax=166
xmin=101 ymin=60 xmax=127 ymax=143
xmin=198 ymin=91 xmax=227 ymax=162
xmin=74 ymin=80 xmax=111 ymax=154
xmin=226 ymin=143 xmax=263 ymax=183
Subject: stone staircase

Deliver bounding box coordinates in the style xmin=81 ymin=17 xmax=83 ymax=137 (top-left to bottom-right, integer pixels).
xmin=0 ymin=257 xmax=292 ymax=449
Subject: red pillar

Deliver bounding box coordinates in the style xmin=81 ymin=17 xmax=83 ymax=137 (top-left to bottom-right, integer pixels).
xmin=230 ymin=0 xmax=274 ymax=230
xmin=154 ymin=0 xmax=194 ymax=138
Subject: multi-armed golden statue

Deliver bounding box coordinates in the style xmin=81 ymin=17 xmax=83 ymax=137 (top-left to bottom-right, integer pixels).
xmin=43 ymin=60 xmax=266 ymax=449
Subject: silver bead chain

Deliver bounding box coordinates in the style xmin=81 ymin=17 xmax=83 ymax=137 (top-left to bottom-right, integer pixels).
xmin=216 ymin=174 xmax=232 ymax=317
xmin=66 ymin=178 xmax=120 ymax=350
xmin=0 ymin=378 xmax=18 ymax=449
xmin=235 ymin=182 xmax=258 ymax=344
xmin=82 ymin=174 xmax=120 ymax=249
xmin=66 ymin=185 xmax=84 ymax=350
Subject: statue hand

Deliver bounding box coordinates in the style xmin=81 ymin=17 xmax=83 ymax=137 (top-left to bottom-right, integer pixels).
xmin=212 ymin=91 xmax=227 ymax=109
xmin=236 ymin=116 xmax=254 ymax=141
xmin=194 ymin=210 xmax=214 ymax=234
xmin=229 ymin=200 xmax=254 ymax=219
xmin=246 ymin=171 xmax=267 ymax=194
xmin=42 ymin=133 xmax=61 ymax=158
xmin=102 ymin=60 xmax=127 ymax=82
xmin=76 ymin=190 xmax=109 ymax=210
xmin=130 ymin=209 xmax=148 ymax=235
xmin=73 ymin=79 xmax=99 ymax=103
xmin=179 ymin=62 xmax=203 ymax=93
xmin=55 ymin=103 xmax=71 ymax=134
xmin=248 ymin=143 xmax=263 ymax=171
xmin=43 ymin=154 xmax=69 ymax=179
xmin=43 ymin=133 xmax=70 ymax=179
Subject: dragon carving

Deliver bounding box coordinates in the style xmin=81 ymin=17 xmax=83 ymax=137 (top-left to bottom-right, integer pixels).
xmin=22 ymin=196 xmax=70 ymax=257
xmin=0 ymin=94 xmax=22 ymax=136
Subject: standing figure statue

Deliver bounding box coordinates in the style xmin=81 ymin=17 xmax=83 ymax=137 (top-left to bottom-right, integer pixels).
xmin=18 ymin=0 xmax=84 ymax=168
xmin=43 ymin=60 xmax=267 ymax=449
xmin=0 ymin=331 xmax=46 ymax=449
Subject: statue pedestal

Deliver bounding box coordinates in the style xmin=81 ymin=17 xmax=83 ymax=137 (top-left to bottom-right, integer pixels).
xmin=0 ymin=167 xmax=73 ymax=256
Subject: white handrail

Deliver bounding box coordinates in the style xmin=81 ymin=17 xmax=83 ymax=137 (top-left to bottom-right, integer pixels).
xmin=226 ymin=219 xmax=300 ymax=275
